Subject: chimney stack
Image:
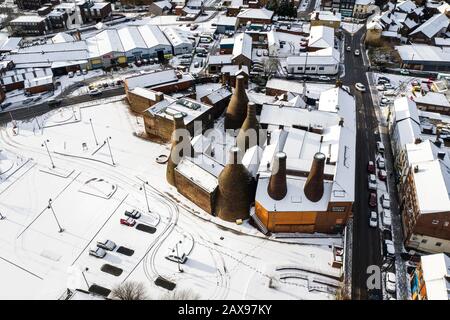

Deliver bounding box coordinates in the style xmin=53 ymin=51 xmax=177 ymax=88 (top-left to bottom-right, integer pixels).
xmin=304 ymin=152 xmax=326 ymax=202
xmin=166 ymin=113 xmax=192 ymax=186
xmin=339 ymin=118 xmax=344 ymax=127
xmin=268 ymin=152 xmax=288 ymax=200
xmin=236 ymin=102 xmax=260 ymax=152
xmin=215 ymin=147 xmax=251 ymax=222
xmin=155 ymin=91 xmax=164 ymax=102
xmin=225 ymin=75 xmax=249 ymax=131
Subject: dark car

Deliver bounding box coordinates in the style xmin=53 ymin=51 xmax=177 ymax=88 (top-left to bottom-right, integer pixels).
xmin=367 ymin=160 xmax=375 ymax=174
xmin=0 ymin=102 xmax=12 ymax=110
xmin=124 ymin=209 xmax=141 ymax=219
xmin=48 ymin=99 xmax=62 ymax=108
xmin=369 ymin=192 xmax=377 ymax=207
xmin=120 ymin=217 xmax=136 ymax=227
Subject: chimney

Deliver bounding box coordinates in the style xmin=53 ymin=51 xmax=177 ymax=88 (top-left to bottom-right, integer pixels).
xmin=155 ymin=91 xmax=164 ymax=102
xmin=215 ymin=147 xmax=251 ymax=222
xmin=414 ymin=165 xmax=419 ymax=173
xmin=438 ymin=152 xmax=446 ymax=160
xmin=315 ymin=11 xmax=319 ymax=20
xmin=236 ymin=102 xmax=260 ymax=152
xmin=268 ymin=152 xmax=288 ymax=200
xmin=339 ymin=118 xmax=344 ymax=127
xmin=166 ymin=113 xmax=192 ymax=186
xmin=304 ymin=152 xmax=326 ymax=202
xmin=225 ymin=75 xmax=249 ymax=131
xmin=414 ymin=138 xmax=422 ymax=144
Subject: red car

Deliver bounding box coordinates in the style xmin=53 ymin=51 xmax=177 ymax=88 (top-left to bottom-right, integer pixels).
xmin=369 ymin=192 xmax=377 ymax=207
xmin=120 ymin=217 xmax=136 ymax=227
xmin=367 ymin=161 xmax=375 ymax=174
xmin=378 ymin=169 xmax=387 ymax=181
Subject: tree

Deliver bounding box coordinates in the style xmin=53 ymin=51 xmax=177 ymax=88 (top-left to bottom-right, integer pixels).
xmin=111 ymin=281 xmax=149 ymax=300
xmin=262 ymin=57 xmax=279 ymax=79
xmin=160 ymin=289 xmax=200 ymax=300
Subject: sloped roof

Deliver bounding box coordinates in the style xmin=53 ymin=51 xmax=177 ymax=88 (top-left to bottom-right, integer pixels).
xmin=410 ymin=14 xmax=449 ymax=39
xmin=308 ymin=25 xmax=334 ymax=49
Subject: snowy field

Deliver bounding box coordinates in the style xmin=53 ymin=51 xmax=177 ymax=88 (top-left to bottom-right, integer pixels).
xmin=0 ymin=99 xmax=342 ymax=300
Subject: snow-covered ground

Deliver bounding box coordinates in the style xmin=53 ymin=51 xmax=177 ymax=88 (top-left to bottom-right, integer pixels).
xmin=0 ymin=99 xmax=343 ymax=300
xmin=341 ymin=23 xmax=364 ymax=35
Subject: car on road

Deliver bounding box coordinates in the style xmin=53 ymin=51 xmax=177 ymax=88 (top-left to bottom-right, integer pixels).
xmin=120 ymin=217 xmax=136 ymax=227
xmin=380 ymin=97 xmax=391 ymax=105
xmin=89 ymin=247 xmax=107 ymax=258
xmin=318 ymin=75 xmax=331 ymax=81
xmin=194 ymin=61 xmax=200 ymax=68
xmin=378 ymin=169 xmax=387 ymax=181
xmin=369 ymin=211 xmax=378 ymax=228
xmin=97 ymin=239 xmax=116 ymax=251
xmin=378 ymin=76 xmax=390 ymax=84
xmin=354 ymin=49 xmax=360 ymax=56
xmin=166 ymin=252 xmax=188 ymax=264
xmin=386 ymin=272 xmax=396 ymax=293
xmin=384 ymin=89 xmax=396 ymax=96
xmin=383 ymin=83 xmax=394 ymax=90
xmin=376 ymin=141 xmax=385 ymax=153
xmin=367 ymin=160 xmax=375 ymax=173
xmin=346 ymin=46 xmax=351 ymax=52
xmin=377 ymin=157 xmax=385 ymax=169
xmin=355 ymin=83 xmax=366 ymax=92
xmin=256 ymin=49 xmax=262 ymax=57
xmin=382 ymin=209 xmax=392 ymax=227
xmin=400 ymin=69 xmax=410 ymax=75
xmin=0 ymin=102 xmax=12 ymax=110
xmin=384 ymin=239 xmax=395 ymax=257
xmin=89 ymin=89 xmax=102 ymax=96
xmin=48 ymin=99 xmax=62 ymax=108
xmin=33 ymin=96 xmax=42 ymax=102
xmin=381 ymin=193 xmax=390 ymax=209
xmin=369 ymin=192 xmax=377 ymax=207
xmin=23 ymin=98 xmax=33 ymax=105
xmin=125 ymin=209 xmax=141 ymax=219
xmin=368 ymin=174 xmax=377 ymax=190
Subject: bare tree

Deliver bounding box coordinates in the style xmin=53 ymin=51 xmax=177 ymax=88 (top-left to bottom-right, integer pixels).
xmin=160 ymin=289 xmax=200 ymax=300
xmin=262 ymin=57 xmax=279 ymax=79
xmin=111 ymin=281 xmax=149 ymax=300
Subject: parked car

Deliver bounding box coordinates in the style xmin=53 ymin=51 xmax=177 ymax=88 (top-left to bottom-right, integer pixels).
xmin=369 ymin=192 xmax=377 ymax=207
xmin=125 ymin=209 xmax=141 ymax=219
xmin=82 ymin=69 xmax=88 ymax=75
xmin=48 ymin=99 xmax=62 ymax=108
xmin=256 ymin=49 xmax=262 ymax=57
xmin=68 ymin=71 xmax=74 ymax=78
xmin=368 ymin=174 xmax=377 ymax=190
xmin=346 ymin=46 xmax=351 ymax=52
xmin=381 ymin=193 xmax=390 ymax=209
xmin=382 ymin=209 xmax=392 ymax=227
xmin=378 ymin=169 xmax=387 ymax=181
xmin=23 ymin=98 xmax=33 ymax=105
xmin=376 ymin=141 xmax=385 ymax=153
xmin=194 ymin=61 xmax=200 ymax=68
xmin=399 ymin=69 xmax=409 ymax=75
xmin=354 ymin=49 xmax=360 ymax=56
xmin=384 ymin=83 xmax=394 ymax=90
xmin=369 ymin=211 xmax=378 ymax=228
xmin=120 ymin=217 xmax=136 ymax=227
xmin=367 ymin=160 xmax=375 ymax=173
xmin=89 ymin=247 xmax=106 ymax=258
xmin=384 ymin=89 xmax=396 ymax=96
xmin=380 ymin=97 xmax=391 ymax=105
xmin=190 ymin=24 xmax=199 ymax=31
xmin=377 ymin=157 xmax=385 ymax=169
xmin=378 ymin=76 xmax=390 ymax=83
xmin=76 ymin=70 xmax=82 ymax=76
xmin=97 ymin=239 xmax=116 ymax=251
xmin=376 ymin=84 xmax=386 ymax=91
xmin=0 ymin=102 xmax=12 ymax=110
xmin=385 ymin=272 xmax=396 ymax=293
xmin=384 ymin=239 xmax=395 ymax=256
xmin=355 ymin=83 xmax=366 ymax=92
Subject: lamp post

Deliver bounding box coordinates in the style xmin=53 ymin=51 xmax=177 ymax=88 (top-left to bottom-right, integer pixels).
xmin=89 ymin=118 xmax=99 ymax=145
xmin=139 ymin=181 xmax=151 ymax=213
xmin=105 ymin=137 xmax=115 ymax=165
xmin=42 ymin=139 xmax=55 ymax=169
xmin=81 ymin=267 xmax=90 ymax=290
xmin=48 ymin=198 xmax=64 ymax=233
xmin=0 ymin=212 xmax=5 ymax=220
xmin=175 ymin=240 xmax=183 ymax=273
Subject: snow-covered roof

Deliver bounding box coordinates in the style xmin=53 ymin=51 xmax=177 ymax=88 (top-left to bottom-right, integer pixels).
xmin=216 ymin=16 xmax=238 ymax=26
xmin=393 ymin=97 xmax=420 ymax=124
xmin=51 ymin=32 xmax=75 ymax=44
xmin=152 ymin=0 xmax=172 ymax=9
xmin=435 ymin=37 xmax=450 ymax=47
xmin=0 ymin=37 xmax=21 ymax=52
xmin=163 ymin=27 xmax=193 ymax=48
xmin=202 ymin=87 xmax=231 ymax=104
xmin=396 ymin=0 xmax=416 ymax=13
xmin=175 ymin=157 xmax=218 ymax=192
xmin=437 ymin=2 xmax=450 ymax=15
xmin=11 ymin=15 xmax=46 ymax=23
xmin=221 ymin=64 xmax=249 ymax=76
xmin=117 ymin=26 xmax=147 ymax=52
xmin=308 ymin=25 xmax=334 ymax=49
xmin=88 ymin=29 xmax=124 ymax=56
xmin=310 ymin=10 xmax=341 ymax=22
xmin=286 ymin=47 xmax=340 ymax=66
xmin=410 ymin=13 xmax=449 ymax=39
xmin=208 ymin=54 xmax=232 ymax=65
xmin=232 ymin=33 xmax=252 ymax=60
xmin=266 ymin=78 xmax=305 ymax=95
xmin=237 ymin=8 xmax=274 ymax=20
xmin=129 ymin=87 xmax=159 ymax=100
xmin=414 ymin=92 xmax=450 ymax=108
xmin=355 ymin=0 xmax=374 ymax=5
xmin=125 ymin=69 xmax=180 ymax=90
xmin=147 ymin=97 xmax=213 ymax=125
xmin=396 ymin=44 xmax=450 ymax=64
xmin=138 ymin=25 xmax=171 ymax=49
xmin=420 ymin=253 xmax=450 ymax=300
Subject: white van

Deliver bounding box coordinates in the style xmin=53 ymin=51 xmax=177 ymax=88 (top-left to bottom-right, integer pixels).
xmin=377 ymin=141 xmax=385 ymax=153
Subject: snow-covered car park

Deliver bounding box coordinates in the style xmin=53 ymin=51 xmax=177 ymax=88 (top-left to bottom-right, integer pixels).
xmin=0 ymin=98 xmax=345 ymax=300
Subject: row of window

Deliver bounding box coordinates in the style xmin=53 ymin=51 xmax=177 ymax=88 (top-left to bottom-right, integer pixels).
xmin=296 ymin=66 xmax=326 ymax=71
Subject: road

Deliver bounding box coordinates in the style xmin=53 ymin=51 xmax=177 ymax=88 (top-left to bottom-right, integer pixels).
xmin=341 ymin=27 xmax=383 ymax=300
xmin=297 ymin=0 xmax=318 ymax=19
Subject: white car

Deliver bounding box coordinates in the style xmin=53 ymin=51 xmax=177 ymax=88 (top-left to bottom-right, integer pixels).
xmin=89 ymin=247 xmax=106 ymax=258
xmin=377 ymin=157 xmax=386 ymax=169
xmin=376 ymin=84 xmax=386 ymax=91
xmin=369 ymin=211 xmax=378 ymax=228
xmin=319 ymin=75 xmax=331 ymax=81
xmin=384 ymin=240 xmax=395 ymax=256
xmin=384 ymin=89 xmax=396 ymax=96
xmin=382 ymin=209 xmax=392 ymax=227
xmin=385 ymin=272 xmax=396 ymax=293
xmin=354 ymin=49 xmax=360 ymax=56
xmin=68 ymin=71 xmax=74 ymax=78
xmin=97 ymin=239 xmax=116 ymax=251
xmin=377 ymin=141 xmax=385 ymax=153
xmin=368 ymin=174 xmax=377 ymax=190
xmin=381 ymin=193 xmax=390 ymax=209
xmin=355 ymin=83 xmax=366 ymax=92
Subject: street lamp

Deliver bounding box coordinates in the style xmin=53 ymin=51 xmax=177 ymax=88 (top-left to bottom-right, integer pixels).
xmin=81 ymin=267 xmax=90 ymax=290
xmin=139 ymin=181 xmax=151 ymax=213
xmin=0 ymin=212 xmax=5 ymax=220
xmin=174 ymin=240 xmax=184 ymax=273
xmin=89 ymin=118 xmax=99 ymax=146
xmin=48 ymin=198 xmax=64 ymax=233
xmin=105 ymin=137 xmax=115 ymax=165
xmin=42 ymin=139 xmax=55 ymax=169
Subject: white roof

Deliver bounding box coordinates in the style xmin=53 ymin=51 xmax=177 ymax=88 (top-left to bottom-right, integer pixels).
xmin=88 ymin=29 xmax=124 ymax=56
xmin=308 ymin=25 xmax=335 ymax=49
xmin=208 ymin=54 xmax=232 ymax=65
xmin=393 ymin=97 xmax=420 ymax=124
xmin=125 ymin=69 xmax=179 ymax=90
xmin=51 ymin=32 xmax=75 ymax=44
xmin=11 ymin=15 xmax=46 ymax=23
xmin=129 ymin=87 xmax=158 ymax=100
xmin=216 ymin=16 xmax=237 ymax=26
xmin=396 ymin=0 xmax=416 ymax=13
xmin=421 ymin=253 xmax=450 ymax=300
xmin=117 ymin=26 xmax=147 ymax=52
xmin=435 ymin=37 xmax=450 ymax=47
xmin=286 ymin=47 xmax=340 ymax=66
xmin=237 ymin=8 xmax=274 ymax=20
xmin=175 ymin=157 xmax=218 ymax=193
xmin=232 ymin=33 xmax=252 ymax=60
xmin=138 ymin=25 xmax=171 ymax=49
xmin=414 ymin=92 xmax=450 ymax=108
xmin=396 ymin=44 xmax=450 ymax=63
xmin=0 ymin=37 xmax=21 ymax=52
xmin=163 ymin=27 xmax=193 ymax=48
xmin=410 ymin=14 xmax=449 ymax=39
xmin=310 ymin=10 xmax=341 ymax=21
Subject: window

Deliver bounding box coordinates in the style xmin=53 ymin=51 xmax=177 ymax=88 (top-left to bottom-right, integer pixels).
xmin=421 ymin=239 xmax=427 ymax=244
xmin=331 ymin=207 xmax=346 ymax=212
xmin=305 ymin=67 xmax=310 ymax=71
xmin=432 ymin=220 xmax=439 ymax=225
xmin=297 ymin=66 xmax=303 ymax=71
xmin=319 ymin=67 xmax=324 ymax=70
xmin=436 ymin=242 xmax=442 ymax=247
xmin=311 ymin=67 xmax=316 ymax=71
xmin=444 ymin=221 xmax=449 ymax=227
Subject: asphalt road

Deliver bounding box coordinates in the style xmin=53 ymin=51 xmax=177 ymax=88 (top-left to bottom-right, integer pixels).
xmin=341 ymin=28 xmax=383 ymax=300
